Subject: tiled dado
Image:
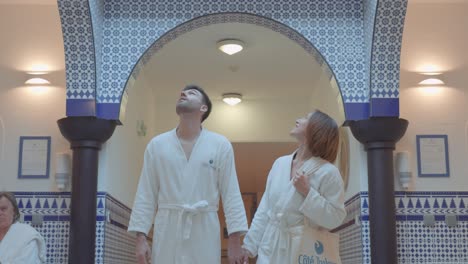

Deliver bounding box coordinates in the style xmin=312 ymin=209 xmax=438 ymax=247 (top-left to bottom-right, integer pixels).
xmin=13 ymin=192 xmax=135 ymax=264
xmin=337 ymin=192 xmax=468 ymax=264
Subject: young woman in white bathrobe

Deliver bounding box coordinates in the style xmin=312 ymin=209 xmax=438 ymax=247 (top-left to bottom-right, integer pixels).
xmin=242 ymin=110 xmax=346 ymax=264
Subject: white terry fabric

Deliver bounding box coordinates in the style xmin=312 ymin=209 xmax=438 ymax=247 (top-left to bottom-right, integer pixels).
xmin=0 ymin=222 xmax=46 ymax=264
xmin=243 ymin=154 xmax=346 ymax=264
xmin=128 ymin=128 xmax=248 ymax=264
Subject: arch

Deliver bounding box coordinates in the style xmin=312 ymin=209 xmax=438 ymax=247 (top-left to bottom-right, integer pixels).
xmin=117 ymin=12 xmax=346 ymax=123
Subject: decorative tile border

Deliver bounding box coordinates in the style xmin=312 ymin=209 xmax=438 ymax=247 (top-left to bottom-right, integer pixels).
xmin=359 ymin=191 xmax=468 ymax=263
xmin=12 ymin=192 xmax=127 ymax=264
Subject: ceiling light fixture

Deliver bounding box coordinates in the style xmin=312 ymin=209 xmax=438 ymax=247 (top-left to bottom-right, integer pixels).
xmin=222 ymin=93 xmax=242 ymax=106
xmin=217 ymin=39 xmax=244 ymax=55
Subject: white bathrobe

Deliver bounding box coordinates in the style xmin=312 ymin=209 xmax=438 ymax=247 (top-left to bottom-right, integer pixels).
xmin=0 ymin=222 xmax=47 ymax=264
xmin=128 ymin=128 xmax=248 ymax=264
xmin=243 ymin=154 xmax=346 ymax=264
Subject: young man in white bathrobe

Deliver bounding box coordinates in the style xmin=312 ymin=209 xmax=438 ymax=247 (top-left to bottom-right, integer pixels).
xmin=128 ymin=85 xmax=248 ymax=264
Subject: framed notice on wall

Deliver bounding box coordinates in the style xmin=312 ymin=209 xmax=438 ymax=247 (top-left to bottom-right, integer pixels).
xmin=416 ymin=135 xmax=450 ymax=177
xmin=18 ymin=136 xmax=51 ymax=179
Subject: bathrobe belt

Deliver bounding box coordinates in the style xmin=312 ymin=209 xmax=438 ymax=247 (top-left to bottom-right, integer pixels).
xmin=158 ymin=200 xmax=218 ymax=240
xmin=267 ymin=212 xmax=305 ymax=252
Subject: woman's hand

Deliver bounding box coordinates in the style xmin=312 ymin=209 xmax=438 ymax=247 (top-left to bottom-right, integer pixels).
xmin=293 ymin=172 xmax=310 ymax=197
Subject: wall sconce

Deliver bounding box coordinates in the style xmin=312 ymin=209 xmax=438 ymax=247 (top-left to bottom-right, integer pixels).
xmin=418 ymin=78 xmax=444 ymax=86
xmin=395 ymin=151 xmax=412 ymax=189
xmin=55 ymin=152 xmax=71 ymax=191
xmin=217 ymin=39 xmax=244 ymax=55
xmin=25 ymin=77 xmax=50 ymax=85
xmin=222 ymin=93 xmax=242 ymax=106
xmin=418 ymin=72 xmax=444 ymax=86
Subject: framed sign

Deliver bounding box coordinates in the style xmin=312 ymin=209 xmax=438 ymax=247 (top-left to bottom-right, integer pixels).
xmin=416 ymin=135 xmax=449 ymax=177
xmin=18 ymin=136 xmax=51 ymax=179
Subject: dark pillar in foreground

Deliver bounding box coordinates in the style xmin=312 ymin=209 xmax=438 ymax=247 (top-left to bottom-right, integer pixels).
xmin=57 ymin=117 xmax=117 ymax=264
xmin=349 ymin=117 xmax=408 ymax=264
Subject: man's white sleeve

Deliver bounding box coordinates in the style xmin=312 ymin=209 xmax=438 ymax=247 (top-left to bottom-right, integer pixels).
xmin=128 ymin=144 xmax=159 ymax=235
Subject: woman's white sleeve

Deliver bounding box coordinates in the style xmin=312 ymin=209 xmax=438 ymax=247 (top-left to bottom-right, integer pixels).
xmin=299 ymin=169 xmax=346 ymax=229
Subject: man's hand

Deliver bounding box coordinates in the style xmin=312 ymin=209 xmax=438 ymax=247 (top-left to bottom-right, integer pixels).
xmin=228 ymin=232 xmax=248 ymax=264
xmin=135 ymin=233 xmax=151 ymax=264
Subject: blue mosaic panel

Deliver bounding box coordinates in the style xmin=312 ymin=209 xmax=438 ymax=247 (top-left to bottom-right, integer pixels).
xmin=89 ymin=0 xmax=105 ymax=103
xmin=360 ymin=191 xmax=468 ymax=263
xmin=13 ymin=192 xmax=108 ymax=264
xmin=90 ymin=0 xmax=367 ymax=120
xmin=369 ymin=0 xmax=408 ymax=116
xmin=363 ymin=0 xmax=378 ymax=100
xmin=57 ymin=1 xmax=97 ymax=102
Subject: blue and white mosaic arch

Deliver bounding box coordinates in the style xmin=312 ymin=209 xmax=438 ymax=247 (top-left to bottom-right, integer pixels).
xmin=57 ymin=0 xmax=408 ymax=121
xmin=122 ymin=12 xmax=346 ymax=121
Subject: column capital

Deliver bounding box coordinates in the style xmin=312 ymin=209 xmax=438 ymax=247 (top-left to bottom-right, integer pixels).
xmin=57 ymin=116 xmax=117 ymax=147
xmin=349 ymin=117 xmax=408 ymax=147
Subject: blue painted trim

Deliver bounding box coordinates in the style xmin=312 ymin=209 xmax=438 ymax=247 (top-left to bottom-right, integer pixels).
xmin=18 ymin=136 xmax=51 ymax=179
xmin=66 ymin=99 xmax=96 ymax=116
xmin=22 ymin=215 xmax=106 ymax=222
xmin=416 ymin=135 xmax=450 ymax=177
xmin=96 ymin=103 xmax=120 ymax=120
xmin=361 ymin=215 xmax=462 ymax=222
xmin=370 ymin=98 xmax=399 ymax=117
xmin=344 ymin=102 xmax=370 ymax=121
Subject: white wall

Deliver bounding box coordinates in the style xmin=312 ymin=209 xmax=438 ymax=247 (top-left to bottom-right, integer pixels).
xmin=397 ymin=2 xmax=468 ymax=191
xmin=0 ymin=4 xmax=69 ymax=192
xmin=98 ymin=71 xmax=156 ymax=207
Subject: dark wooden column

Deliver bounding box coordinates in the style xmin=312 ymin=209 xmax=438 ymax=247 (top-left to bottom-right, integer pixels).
xmin=57 ymin=116 xmax=117 ymax=264
xmin=349 ymin=117 xmax=408 ymax=264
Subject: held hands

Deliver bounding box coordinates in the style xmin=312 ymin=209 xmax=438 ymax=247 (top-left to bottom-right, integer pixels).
xmin=293 ymin=171 xmax=310 ymax=197
xmin=228 ymin=232 xmax=249 ymax=264
xmin=135 ymin=233 xmax=151 ymax=264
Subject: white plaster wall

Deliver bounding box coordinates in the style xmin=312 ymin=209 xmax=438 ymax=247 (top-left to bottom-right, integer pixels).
xmin=98 ymin=71 xmax=156 ymax=207
xmin=0 ymin=4 xmax=69 ymax=192
xmin=397 ymin=1 xmax=468 ymax=191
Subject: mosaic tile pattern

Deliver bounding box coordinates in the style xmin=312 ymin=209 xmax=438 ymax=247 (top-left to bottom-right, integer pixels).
xmin=57 ymin=0 xmax=96 ymax=100
xmin=363 ymin=0 xmax=378 ymax=101
xmin=58 ymin=0 xmax=409 ymax=120
xmin=14 ymin=192 xmax=107 ymax=264
xmin=360 ymin=192 xmax=468 ymax=263
xmin=57 ymin=0 xmax=373 ymax=120
xmin=369 ymin=0 xmax=408 ymax=99
xmin=98 ymin=0 xmax=366 ymax=106
xmin=89 ymin=0 xmax=105 ymax=102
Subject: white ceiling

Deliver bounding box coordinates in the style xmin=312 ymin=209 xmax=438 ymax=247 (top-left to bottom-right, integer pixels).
xmin=143 ymin=23 xmax=324 ymax=104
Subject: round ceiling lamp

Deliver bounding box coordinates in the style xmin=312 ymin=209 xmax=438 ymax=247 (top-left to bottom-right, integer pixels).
xmin=222 ymin=93 xmax=242 ymax=106
xmin=217 ymin=39 xmax=244 ymax=55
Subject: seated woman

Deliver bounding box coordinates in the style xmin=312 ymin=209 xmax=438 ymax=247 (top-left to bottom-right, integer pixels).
xmin=242 ymin=110 xmax=346 ymax=264
xmin=0 ymin=192 xmax=46 ymax=263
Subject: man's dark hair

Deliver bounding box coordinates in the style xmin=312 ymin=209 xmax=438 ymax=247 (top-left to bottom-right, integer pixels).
xmin=183 ymin=85 xmax=212 ymax=122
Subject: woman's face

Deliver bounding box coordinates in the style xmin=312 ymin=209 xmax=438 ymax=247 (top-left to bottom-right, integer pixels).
xmin=290 ymin=112 xmax=313 ymax=141
xmin=0 ymin=197 xmax=15 ymax=230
